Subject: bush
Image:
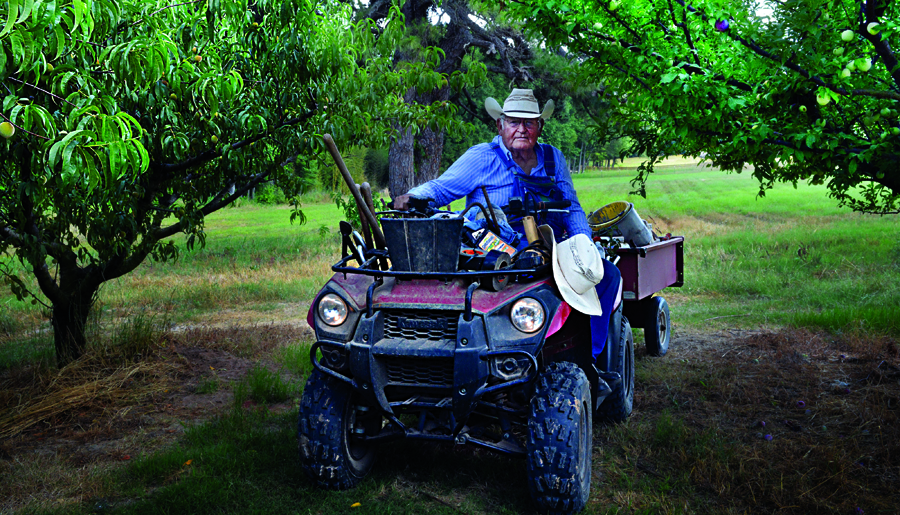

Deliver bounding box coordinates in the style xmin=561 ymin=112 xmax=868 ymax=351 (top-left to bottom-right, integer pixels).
xmin=254 ymin=183 xmax=287 ymax=205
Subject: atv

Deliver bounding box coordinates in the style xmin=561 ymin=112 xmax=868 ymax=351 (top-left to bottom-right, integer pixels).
xmin=297 ymin=194 xmax=683 ymax=514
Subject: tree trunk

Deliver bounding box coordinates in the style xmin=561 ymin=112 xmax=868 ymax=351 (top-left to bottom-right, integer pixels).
xmin=388 ymin=85 xmax=450 ymax=198
xmin=580 ymin=141 xmax=586 ymax=173
xmin=50 ymin=267 xmax=100 ymax=367
xmin=415 ymin=125 xmax=446 ymax=184
xmin=44 ymin=258 xmax=105 ymax=367
xmin=52 ymin=294 xmax=94 ymax=367
xmin=388 ymin=126 xmax=416 ymax=198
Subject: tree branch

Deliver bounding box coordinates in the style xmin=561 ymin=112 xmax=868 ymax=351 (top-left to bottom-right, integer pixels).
xmin=678 ymin=2 xmax=702 ymax=68
xmin=669 ymin=0 xmax=900 ymax=101
xmin=0 ymin=226 xmax=24 ymax=247
xmin=586 ymin=49 xmax=653 ymax=91
xmin=152 ymin=109 xmax=316 ymax=179
xmin=151 ymin=168 xmax=273 ymax=242
xmin=6 ymin=77 xmax=79 ymax=109
xmin=128 ymin=0 xmax=206 ymax=27
xmin=0 ymin=111 xmax=52 ymax=140
xmin=861 ymin=25 xmax=900 ymax=91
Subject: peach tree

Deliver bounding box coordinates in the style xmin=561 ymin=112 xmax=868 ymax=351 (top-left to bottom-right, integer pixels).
xmin=509 ymin=0 xmax=899 ymax=213
xmin=0 ymin=0 xmax=469 ymax=365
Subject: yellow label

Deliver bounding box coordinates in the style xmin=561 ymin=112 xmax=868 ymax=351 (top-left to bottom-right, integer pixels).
xmin=477 ymin=230 xmax=516 ymax=256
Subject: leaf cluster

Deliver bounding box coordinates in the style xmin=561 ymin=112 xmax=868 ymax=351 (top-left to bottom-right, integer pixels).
xmin=509 ymin=0 xmax=900 ymax=213
xmin=0 ymin=0 xmax=469 ymax=306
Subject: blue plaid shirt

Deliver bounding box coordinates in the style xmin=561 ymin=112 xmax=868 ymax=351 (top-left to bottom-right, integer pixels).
xmin=408 ymin=136 xmax=591 ymax=240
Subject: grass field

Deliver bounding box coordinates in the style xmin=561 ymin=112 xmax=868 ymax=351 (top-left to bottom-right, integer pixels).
xmin=3 ymin=157 xmax=897 ymax=349
xmin=1 ymin=160 xmax=899 ymax=514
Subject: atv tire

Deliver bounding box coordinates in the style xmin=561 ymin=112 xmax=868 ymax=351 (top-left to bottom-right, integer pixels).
xmin=596 ymin=317 xmax=634 ymax=423
xmin=526 ymin=361 xmax=592 ymax=515
xmin=644 ymin=296 xmax=670 ymax=357
xmin=298 ymin=369 xmax=376 ymax=489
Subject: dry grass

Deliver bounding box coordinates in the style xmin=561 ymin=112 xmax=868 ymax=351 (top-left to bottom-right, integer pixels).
xmin=0 ymin=319 xmax=312 ymax=513
xmin=0 ymin=359 xmax=173 ymax=439
xmin=0 ymin=336 xmax=178 ymax=439
xmin=0 ymin=452 xmax=114 ymax=513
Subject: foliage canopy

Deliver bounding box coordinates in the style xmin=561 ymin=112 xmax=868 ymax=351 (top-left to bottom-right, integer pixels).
xmin=510 ymin=0 xmax=900 ymax=213
xmin=0 ymin=0 xmax=467 ymax=364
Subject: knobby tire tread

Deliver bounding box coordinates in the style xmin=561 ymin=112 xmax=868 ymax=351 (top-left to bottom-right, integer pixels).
xmin=526 ymin=361 xmax=592 ymax=515
xmin=297 ymin=369 xmax=372 ymax=490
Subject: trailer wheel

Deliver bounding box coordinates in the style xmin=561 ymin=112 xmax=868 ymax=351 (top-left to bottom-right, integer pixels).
xmin=298 ymin=369 xmax=377 ymax=489
xmin=526 ymin=361 xmax=592 ymax=515
xmin=596 ymin=318 xmax=634 ymax=423
xmin=644 ymin=296 xmax=670 ymax=357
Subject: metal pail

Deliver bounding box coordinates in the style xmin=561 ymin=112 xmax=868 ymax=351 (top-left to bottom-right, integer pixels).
xmin=588 ymin=201 xmax=653 ymax=246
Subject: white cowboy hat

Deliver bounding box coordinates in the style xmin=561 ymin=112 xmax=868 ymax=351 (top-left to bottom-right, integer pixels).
xmin=546 ymin=228 xmax=605 ymax=316
xmin=485 ymin=89 xmax=555 ymax=120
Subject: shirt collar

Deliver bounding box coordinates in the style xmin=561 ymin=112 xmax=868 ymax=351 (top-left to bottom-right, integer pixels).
xmin=493 ymin=136 xmax=544 ymax=174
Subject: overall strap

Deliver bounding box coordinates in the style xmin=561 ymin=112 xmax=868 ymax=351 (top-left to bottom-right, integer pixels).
xmin=489 ymin=142 xmax=516 ymax=171
xmin=541 ymin=144 xmax=556 ymax=178
xmin=492 ymin=141 xmax=557 ymax=179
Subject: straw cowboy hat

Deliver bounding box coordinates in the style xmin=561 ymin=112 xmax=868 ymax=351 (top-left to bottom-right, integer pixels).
xmin=543 ymin=227 xmax=605 ymax=316
xmin=485 ymin=89 xmax=555 ymax=120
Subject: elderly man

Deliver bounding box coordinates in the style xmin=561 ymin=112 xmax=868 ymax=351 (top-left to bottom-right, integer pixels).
xmin=394 ymin=89 xmax=622 ymax=362
xmin=393 ymin=89 xmax=592 ymax=246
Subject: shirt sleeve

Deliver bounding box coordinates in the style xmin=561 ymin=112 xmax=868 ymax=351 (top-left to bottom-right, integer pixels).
xmin=551 ymin=148 xmax=592 ymax=238
xmin=406 ymin=144 xmax=491 ymax=208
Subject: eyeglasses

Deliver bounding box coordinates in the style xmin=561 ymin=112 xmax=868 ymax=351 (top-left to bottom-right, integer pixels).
xmin=503 ymin=118 xmax=540 ymax=130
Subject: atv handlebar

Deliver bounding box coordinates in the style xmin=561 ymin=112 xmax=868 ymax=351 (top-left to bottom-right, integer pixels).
xmin=386 ymin=196 xmax=572 ymax=217
xmin=505 ymin=197 xmax=571 ymax=216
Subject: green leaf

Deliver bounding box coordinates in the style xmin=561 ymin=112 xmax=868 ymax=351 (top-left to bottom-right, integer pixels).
xmin=108 ymin=140 xmax=123 ymax=182
xmin=73 ymin=0 xmax=85 ymax=33
xmin=9 ymin=30 xmax=25 ymax=72
xmin=48 ymin=129 xmax=86 ymax=170
xmin=206 ymin=0 xmax=216 ymax=41
xmin=0 ymin=0 xmax=19 ymax=38
xmin=49 ymin=25 xmax=66 ymax=60
xmin=16 ymin=0 xmax=34 ymax=24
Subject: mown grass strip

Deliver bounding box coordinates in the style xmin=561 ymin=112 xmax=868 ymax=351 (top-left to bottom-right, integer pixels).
xmin=2 ymin=164 xmax=898 ymax=368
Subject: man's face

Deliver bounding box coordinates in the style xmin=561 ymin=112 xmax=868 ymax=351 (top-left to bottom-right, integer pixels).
xmin=497 ymin=116 xmax=542 ymax=151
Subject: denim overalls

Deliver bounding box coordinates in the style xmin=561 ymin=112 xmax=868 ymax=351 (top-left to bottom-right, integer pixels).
xmin=490 ymin=143 xmax=566 ymax=240
xmin=490 ymin=143 xmax=620 ymax=359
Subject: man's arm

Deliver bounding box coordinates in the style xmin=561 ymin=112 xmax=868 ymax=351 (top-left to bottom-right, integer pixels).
xmin=401 ymin=144 xmax=493 ymax=208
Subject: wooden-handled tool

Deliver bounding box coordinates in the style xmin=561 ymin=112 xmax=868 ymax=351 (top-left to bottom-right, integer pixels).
xmin=323 ymin=134 xmax=386 ymax=248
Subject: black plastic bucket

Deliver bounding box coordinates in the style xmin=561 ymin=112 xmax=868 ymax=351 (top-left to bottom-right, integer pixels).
xmin=381 ymin=217 xmax=464 ymax=272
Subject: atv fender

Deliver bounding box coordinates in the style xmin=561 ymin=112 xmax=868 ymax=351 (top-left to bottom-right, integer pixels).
xmin=596 ymin=302 xmax=625 ymax=388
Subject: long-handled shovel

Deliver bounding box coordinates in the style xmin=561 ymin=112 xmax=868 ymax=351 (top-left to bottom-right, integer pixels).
xmin=323 ymin=135 xmax=388 ymax=269
xmin=323 ymin=134 xmax=386 ymax=247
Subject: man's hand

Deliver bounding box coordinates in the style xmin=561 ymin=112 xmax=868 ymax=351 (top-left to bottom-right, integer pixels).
xmin=392 ymin=194 xmax=412 ymax=211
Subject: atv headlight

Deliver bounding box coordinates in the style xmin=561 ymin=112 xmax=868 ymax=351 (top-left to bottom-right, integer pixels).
xmin=510 ymin=297 xmax=545 ymax=333
xmin=318 ymin=294 xmax=348 ymax=326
